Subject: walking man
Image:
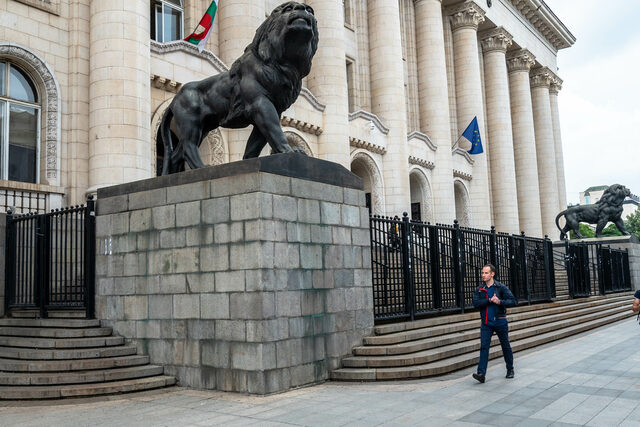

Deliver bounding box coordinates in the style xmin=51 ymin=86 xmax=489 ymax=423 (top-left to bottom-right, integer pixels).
xmin=472 ymin=264 xmax=516 ymax=383
xmin=632 ymin=289 xmax=640 ymax=313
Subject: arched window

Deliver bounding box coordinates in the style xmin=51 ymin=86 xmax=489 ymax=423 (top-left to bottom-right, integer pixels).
xmin=151 ymin=0 xmax=184 ymax=43
xmin=0 ymin=61 xmax=40 ymax=184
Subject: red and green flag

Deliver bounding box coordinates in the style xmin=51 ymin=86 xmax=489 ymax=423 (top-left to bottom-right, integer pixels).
xmin=185 ymin=0 xmax=219 ymax=52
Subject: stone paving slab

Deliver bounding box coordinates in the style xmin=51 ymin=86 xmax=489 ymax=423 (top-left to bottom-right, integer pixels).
xmin=1 ymin=318 xmax=640 ymax=426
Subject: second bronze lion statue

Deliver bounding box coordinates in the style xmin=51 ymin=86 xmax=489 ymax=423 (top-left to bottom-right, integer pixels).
xmin=555 ymin=184 xmax=631 ymax=239
xmin=160 ymin=2 xmax=318 ymax=175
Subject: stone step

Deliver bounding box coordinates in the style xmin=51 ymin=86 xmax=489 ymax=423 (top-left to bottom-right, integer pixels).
xmin=0 ymin=355 xmax=150 ymax=373
xmin=373 ymin=293 xmax=629 ymax=336
xmin=0 ymin=335 xmax=124 ymax=349
xmin=0 ymin=345 xmax=138 ymax=360
xmin=0 ymin=318 xmax=101 ymax=329
xmin=354 ymin=299 xmax=629 ymax=356
xmin=46 ymin=310 xmax=87 ymax=319
xmin=0 ymin=326 xmax=112 ymax=338
xmin=343 ymin=304 xmax=629 ymax=367
xmin=367 ymin=295 xmax=630 ymax=345
xmin=0 ymin=365 xmax=164 ymax=386
xmin=0 ymin=375 xmax=176 ymax=400
xmin=331 ymin=311 xmax=632 ymax=381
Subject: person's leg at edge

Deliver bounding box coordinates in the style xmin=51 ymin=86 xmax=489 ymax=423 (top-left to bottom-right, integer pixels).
xmin=495 ymin=319 xmax=514 ymax=372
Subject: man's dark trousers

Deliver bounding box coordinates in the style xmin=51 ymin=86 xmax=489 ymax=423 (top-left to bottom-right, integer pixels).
xmin=477 ymin=318 xmax=513 ymax=375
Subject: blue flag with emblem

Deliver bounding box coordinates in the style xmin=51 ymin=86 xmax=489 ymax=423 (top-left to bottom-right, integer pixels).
xmin=462 ymin=116 xmax=483 ymax=155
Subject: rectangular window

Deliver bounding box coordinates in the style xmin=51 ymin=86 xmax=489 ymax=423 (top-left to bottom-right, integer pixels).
xmin=163 ymin=5 xmax=183 ymax=42
xmin=151 ymin=1 xmax=184 ymax=43
xmin=8 ymin=103 xmax=38 ymax=183
xmin=346 ymin=59 xmax=357 ymax=113
xmin=0 ymin=63 xmax=5 ymax=96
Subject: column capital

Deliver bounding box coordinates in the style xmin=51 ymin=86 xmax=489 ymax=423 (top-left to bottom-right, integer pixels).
xmin=446 ymin=1 xmax=486 ymax=32
xmin=506 ymin=49 xmax=536 ymax=73
xmin=549 ymin=73 xmax=563 ymax=94
xmin=479 ymin=27 xmax=513 ymax=53
xmin=530 ymin=67 xmax=553 ymax=88
xmin=413 ymin=0 xmax=442 ymax=4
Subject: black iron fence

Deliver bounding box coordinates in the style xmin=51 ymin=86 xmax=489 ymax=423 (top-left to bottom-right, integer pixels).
xmin=4 ymin=197 xmax=96 ymax=318
xmin=370 ymin=213 xmax=555 ymax=322
xmin=564 ymin=240 xmax=632 ymax=297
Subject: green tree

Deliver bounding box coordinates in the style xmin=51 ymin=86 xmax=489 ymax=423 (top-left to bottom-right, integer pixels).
xmin=624 ymin=210 xmax=640 ymax=239
xmin=601 ymin=223 xmax=623 ymax=237
xmin=570 ymin=223 xmax=595 ymax=239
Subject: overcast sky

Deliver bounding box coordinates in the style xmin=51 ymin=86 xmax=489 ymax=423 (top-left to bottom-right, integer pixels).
xmin=541 ymin=0 xmax=640 ymax=204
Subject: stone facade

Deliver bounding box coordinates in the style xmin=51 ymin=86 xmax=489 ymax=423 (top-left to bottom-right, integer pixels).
xmin=94 ymin=154 xmax=374 ymax=393
xmin=0 ymin=0 xmax=574 ymax=236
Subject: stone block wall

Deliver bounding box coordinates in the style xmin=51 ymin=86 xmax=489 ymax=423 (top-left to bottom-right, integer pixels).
xmin=95 ymin=154 xmax=374 ymax=394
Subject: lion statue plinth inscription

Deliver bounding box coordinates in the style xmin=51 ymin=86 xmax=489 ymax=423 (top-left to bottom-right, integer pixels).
xmin=160 ymin=2 xmax=319 ymax=175
xmin=555 ymin=184 xmax=631 ymax=240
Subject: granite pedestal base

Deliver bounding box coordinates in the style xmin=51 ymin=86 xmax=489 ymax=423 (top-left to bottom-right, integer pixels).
xmin=94 ymin=153 xmax=374 ymax=394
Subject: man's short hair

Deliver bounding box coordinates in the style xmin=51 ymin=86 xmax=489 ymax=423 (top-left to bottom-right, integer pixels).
xmin=483 ymin=264 xmax=496 ymax=274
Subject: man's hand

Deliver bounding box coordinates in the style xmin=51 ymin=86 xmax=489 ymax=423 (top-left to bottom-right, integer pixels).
xmin=490 ymin=295 xmax=500 ymax=305
xmin=632 ymin=298 xmax=640 ymax=313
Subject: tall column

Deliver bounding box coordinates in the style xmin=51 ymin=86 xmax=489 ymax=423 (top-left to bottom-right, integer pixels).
xmin=530 ymin=67 xmax=560 ymax=238
xmin=550 ymin=78 xmax=568 ymax=211
xmin=414 ymin=0 xmax=455 ymax=223
xmin=88 ymin=0 xmax=151 ymax=192
xmin=480 ymin=27 xmax=519 ymax=234
xmin=218 ymin=1 xmax=264 ymax=161
xmin=355 ymin=0 xmax=371 ymax=112
xmin=446 ymin=1 xmax=491 ymax=229
xmin=368 ymin=0 xmax=411 ymax=215
xmin=306 ymin=0 xmax=350 ymax=167
xmin=506 ymin=49 xmax=543 ymax=237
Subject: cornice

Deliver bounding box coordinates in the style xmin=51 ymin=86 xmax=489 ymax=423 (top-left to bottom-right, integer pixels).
xmin=506 ymin=49 xmax=536 ymax=73
xmin=348 ymin=110 xmax=390 ymax=135
xmin=150 ymin=74 xmax=182 ymax=93
xmin=507 ymin=0 xmax=576 ymax=50
xmin=299 ymin=88 xmax=326 ymax=112
xmin=453 ymin=170 xmax=473 ymax=181
xmin=408 ymin=156 xmax=435 ymax=170
xmin=479 ymin=27 xmax=513 ymax=54
xmin=446 ymin=1 xmax=486 ymax=32
xmin=452 ymin=148 xmax=475 ymax=165
xmin=281 ymin=116 xmax=323 ymax=136
xmin=349 ymin=137 xmax=387 ymax=155
xmin=150 ymin=40 xmax=228 ymax=73
xmin=407 ymin=131 xmax=437 ymax=152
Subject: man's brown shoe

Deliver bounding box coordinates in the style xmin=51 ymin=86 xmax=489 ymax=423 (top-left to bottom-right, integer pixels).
xmin=472 ymin=373 xmax=485 ymax=383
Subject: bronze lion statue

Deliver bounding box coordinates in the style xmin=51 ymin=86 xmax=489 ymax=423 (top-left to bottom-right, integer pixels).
xmin=555 ymin=184 xmax=631 ymax=239
xmin=160 ymin=2 xmax=318 ymax=175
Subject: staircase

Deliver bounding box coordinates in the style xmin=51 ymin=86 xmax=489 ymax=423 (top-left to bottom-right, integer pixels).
xmin=0 ymin=316 xmax=175 ymax=399
xmin=554 ymin=268 xmax=570 ymax=301
xmin=331 ymin=293 xmax=633 ymax=381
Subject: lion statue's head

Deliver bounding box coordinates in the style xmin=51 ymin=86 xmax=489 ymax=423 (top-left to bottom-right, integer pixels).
xmin=596 ymin=184 xmax=631 ymax=207
xmin=249 ymin=2 xmax=319 ymax=77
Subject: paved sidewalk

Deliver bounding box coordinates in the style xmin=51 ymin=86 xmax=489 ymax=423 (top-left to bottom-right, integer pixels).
xmin=2 ymin=318 xmax=640 ymax=427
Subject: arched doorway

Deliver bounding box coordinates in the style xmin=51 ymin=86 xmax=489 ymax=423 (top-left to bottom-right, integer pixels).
xmin=454 ymin=179 xmax=471 ymax=227
xmin=350 ymin=152 xmax=384 ymax=215
xmin=409 ymin=169 xmax=433 ymax=223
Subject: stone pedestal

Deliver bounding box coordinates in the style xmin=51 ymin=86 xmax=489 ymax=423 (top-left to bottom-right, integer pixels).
xmin=94 ymin=153 xmax=374 ymax=394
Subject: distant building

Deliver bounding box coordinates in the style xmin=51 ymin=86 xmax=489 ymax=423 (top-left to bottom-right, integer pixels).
xmin=579 ymin=185 xmax=638 ymax=220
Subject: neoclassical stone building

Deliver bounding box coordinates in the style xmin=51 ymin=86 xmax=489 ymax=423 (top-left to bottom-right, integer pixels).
xmin=0 ymin=0 xmax=574 ymax=237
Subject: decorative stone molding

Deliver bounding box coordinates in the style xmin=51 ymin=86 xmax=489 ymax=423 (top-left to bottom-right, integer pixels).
xmin=349 ymin=137 xmax=387 ymax=155
xmin=150 ymin=74 xmax=182 ymax=93
xmin=479 ymin=27 xmax=513 ymax=53
xmin=348 ymin=110 xmax=390 ymax=135
xmin=453 ymin=170 xmax=473 ymax=181
xmin=351 ymin=151 xmax=385 ymax=215
xmin=200 ymin=129 xmax=227 ymax=166
xmin=550 ymin=78 xmax=563 ymax=94
xmin=507 ymin=0 xmax=575 ymax=50
xmin=299 ymin=88 xmax=326 ymax=112
xmin=530 ymin=67 xmax=553 ymax=88
xmin=452 ymin=148 xmax=475 ymax=165
xmin=150 ymin=40 xmax=228 ymax=73
xmin=408 ymin=156 xmax=435 ymax=170
xmin=285 ymin=132 xmax=314 ymax=156
xmin=446 ymin=1 xmax=486 ymax=32
xmin=407 ymin=131 xmax=437 ymax=152
xmin=506 ymin=49 xmax=536 ymax=73
xmin=14 ymin=0 xmax=59 ymax=15
xmin=281 ymin=116 xmax=323 ymax=136
xmin=0 ymin=42 xmax=60 ymax=180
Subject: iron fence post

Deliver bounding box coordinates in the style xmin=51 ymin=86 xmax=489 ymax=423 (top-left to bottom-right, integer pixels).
xmin=428 ymin=224 xmax=442 ymax=310
xmin=400 ymin=213 xmax=415 ymax=321
xmin=521 ymin=231 xmax=531 ymax=304
xmin=489 ymin=226 xmax=497 ymax=279
xmin=85 ymin=196 xmax=96 ymax=319
xmin=508 ymin=235 xmax=519 ymax=302
xmin=623 ymin=249 xmax=631 ymax=291
xmin=4 ymin=209 xmax=15 ymax=316
xmin=598 ymin=245 xmax=606 ymax=295
xmin=543 ymin=235 xmax=553 ymax=300
xmin=35 ymin=215 xmax=48 ymax=318
xmin=452 ymin=220 xmax=464 ymax=313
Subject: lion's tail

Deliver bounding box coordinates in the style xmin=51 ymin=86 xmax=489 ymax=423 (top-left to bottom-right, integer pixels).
xmin=555 ymin=209 xmax=568 ymax=232
xmin=160 ymin=107 xmax=174 ymax=176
